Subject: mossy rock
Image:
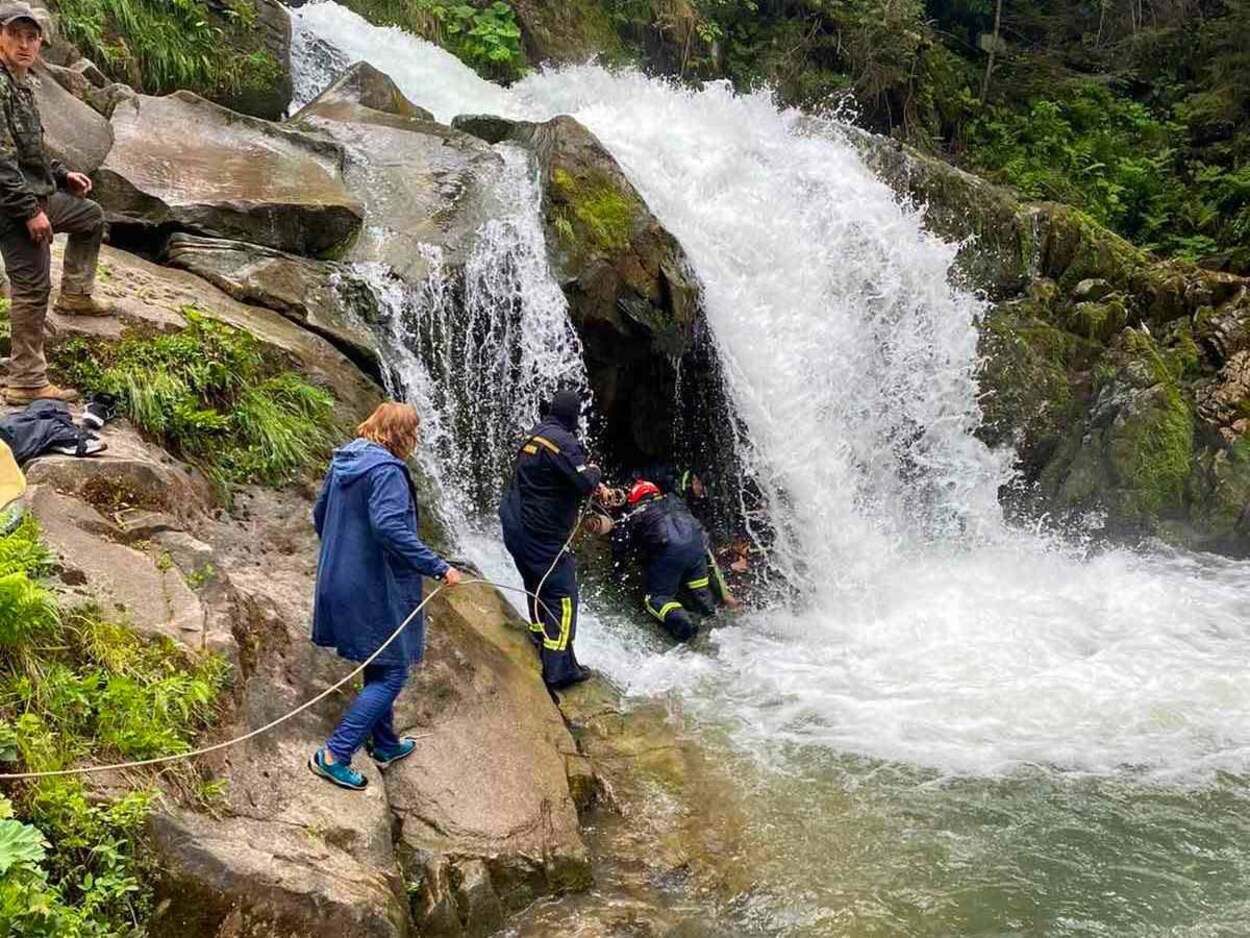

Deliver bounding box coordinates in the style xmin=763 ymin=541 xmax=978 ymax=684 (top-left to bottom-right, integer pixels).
xmin=1038 ymin=327 xmax=1197 ymax=530
xmin=485 ymin=114 xmax=707 ymax=466
xmin=1036 ymin=203 xmax=1148 ymax=294
xmin=1066 ymin=297 xmax=1129 ymax=343
xmin=551 ymin=166 xmax=639 ymax=256
xmin=977 ymin=303 xmax=1094 ymax=476
xmin=510 ymin=0 xmax=626 ymax=66
xmin=1106 ymin=382 xmax=1194 ymax=522
xmin=1187 ymin=438 xmax=1250 ymax=553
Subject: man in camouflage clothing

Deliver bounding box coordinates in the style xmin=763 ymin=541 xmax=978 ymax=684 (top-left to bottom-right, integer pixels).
xmin=0 ymin=2 xmax=113 ymax=404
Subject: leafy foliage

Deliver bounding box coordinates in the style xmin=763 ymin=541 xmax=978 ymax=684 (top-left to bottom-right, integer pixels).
xmin=591 ymin=0 xmax=1249 ymax=262
xmin=49 ymin=0 xmax=284 ymax=99
xmin=0 ymin=520 xmax=229 ymax=935
xmin=52 ymin=309 xmax=338 ymax=489
xmin=340 ymin=0 xmax=526 ymax=80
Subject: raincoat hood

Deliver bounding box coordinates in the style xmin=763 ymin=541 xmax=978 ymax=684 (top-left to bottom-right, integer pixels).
xmin=329 ymin=438 xmax=403 ymax=486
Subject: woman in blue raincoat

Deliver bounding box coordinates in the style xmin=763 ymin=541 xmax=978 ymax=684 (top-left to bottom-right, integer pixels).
xmin=308 ymin=401 xmax=461 ymax=791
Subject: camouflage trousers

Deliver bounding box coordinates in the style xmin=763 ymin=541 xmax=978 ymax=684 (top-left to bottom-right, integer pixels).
xmin=1 ymin=191 xmax=104 ymax=389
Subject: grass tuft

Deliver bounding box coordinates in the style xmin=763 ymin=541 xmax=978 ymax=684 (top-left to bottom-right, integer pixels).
xmin=52 ymin=308 xmax=338 ymax=491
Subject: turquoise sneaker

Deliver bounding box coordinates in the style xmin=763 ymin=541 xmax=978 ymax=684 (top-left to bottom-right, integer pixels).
xmin=368 ymin=737 xmax=418 ymax=769
xmin=308 ymin=748 xmax=367 ymax=791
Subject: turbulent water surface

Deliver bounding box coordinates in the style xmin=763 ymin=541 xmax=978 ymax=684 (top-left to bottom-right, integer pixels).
xmin=291 ymin=5 xmax=1250 ymax=933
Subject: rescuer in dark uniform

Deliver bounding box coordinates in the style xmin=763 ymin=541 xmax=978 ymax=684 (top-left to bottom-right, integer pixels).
xmin=610 ymin=479 xmax=736 ymax=642
xmin=500 ymin=389 xmax=605 ymax=689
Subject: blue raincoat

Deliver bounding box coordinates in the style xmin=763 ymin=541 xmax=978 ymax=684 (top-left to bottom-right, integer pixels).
xmin=311 ymin=438 xmax=449 ymax=666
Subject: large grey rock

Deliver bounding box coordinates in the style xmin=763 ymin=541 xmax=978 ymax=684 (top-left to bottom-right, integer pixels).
xmin=48 ymin=241 xmax=384 ymax=428
xmin=300 ymin=60 xmax=434 ymax=123
xmin=290 ymin=63 xmax=500 ymax=281
xmin=94 ymin=92 xmax=362 ymax=256
xmin=454 ymin=112 xmax=713 ymax=467
xmin=162 ymin=232 xmax=382 ymax=380
xmin=25 ymin=484 xmax=207 ymax=648
xmin=387 ymin=582 xmax=591 ymax=929
xmin=33 ymin=62 xmax=112 ymax=173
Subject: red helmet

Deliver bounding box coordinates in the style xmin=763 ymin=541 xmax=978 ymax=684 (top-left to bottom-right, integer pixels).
xmin=627 ymin=480 xmax=661 ymax=505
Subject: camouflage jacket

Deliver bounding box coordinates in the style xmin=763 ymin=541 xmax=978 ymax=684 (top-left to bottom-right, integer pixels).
xmin=0 ymin=60 xmax=65 ymax=221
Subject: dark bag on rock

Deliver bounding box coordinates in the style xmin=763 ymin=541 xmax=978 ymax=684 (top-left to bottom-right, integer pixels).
xmin=0 ymin=400 xmax=104 ymax=464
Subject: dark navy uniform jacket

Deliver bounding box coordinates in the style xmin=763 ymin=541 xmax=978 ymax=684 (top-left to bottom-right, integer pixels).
xmin=500 ymin=418 xmax=602 ymax=559
xmin=611 ymin=493 xmax=707 ymax=564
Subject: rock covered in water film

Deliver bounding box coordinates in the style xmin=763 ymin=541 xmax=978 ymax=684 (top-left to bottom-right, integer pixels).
xmin=94 ymin=91 xmax=363 ymax=256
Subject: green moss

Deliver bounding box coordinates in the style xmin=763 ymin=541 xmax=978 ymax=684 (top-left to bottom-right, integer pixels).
xmin=1066 ymin=298 xmax=1128 ymax=343
xmin=1188 ymin=438 xmax=1250 ymax=548
xmin=1042 ymin=205 xmax=1148 ymax=294
xmin=50 ymin=308 xmax=338 ymax=491
xmin=551 ymin=166 xmax=637 ymax=253
xmin=1108 ymin=384 xmax=1194 ymax=521
xmin=977 ymin=304 xmax=1101 ymax=474
xmin=335 ymin=0 xmax=526 ymax=81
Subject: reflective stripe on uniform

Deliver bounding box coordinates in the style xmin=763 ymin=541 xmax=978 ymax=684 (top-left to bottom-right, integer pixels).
xmin=530 ymin=621 xmax=544 ymax=633
xmin=522 ymin=444 xmax=539 ymax=455
xmin=530 ymin=435 xmax=561 ymax=454
xmin=644 ymin=595 xmax=683 ymax=622
xmin=686 ymin=576 xmax=710 ymax=590
xmin=543 ymin=596 xmax=574 ymax=651
xmin=708 ymin=549 xmax=730 ymax=598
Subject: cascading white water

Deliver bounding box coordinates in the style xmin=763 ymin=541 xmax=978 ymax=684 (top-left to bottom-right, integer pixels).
xmin=289 ymin=4 xmax=1250 ymax=932
xmin=292 ymin=0 xmax=1250 ymax=782
xmin=333 ymin=144 xmax=589 ymax=521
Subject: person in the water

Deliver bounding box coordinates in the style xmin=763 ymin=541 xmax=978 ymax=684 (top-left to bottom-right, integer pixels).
xmin=608 ymin=478 xmax=737 ymax=642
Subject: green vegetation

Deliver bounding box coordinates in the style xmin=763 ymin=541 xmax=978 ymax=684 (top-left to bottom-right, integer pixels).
xmin=52 ymin=309 xmax=337 ymax=489
xmin=577 ymin=0 xmax=1250 ymax=266
xmin=0 ymin=518 xmax=229 ymax=935
xmin=48 ymin=0 xmax=283 ymax=99
xmin=337 ymin=0 xmax=526 ymax=80
xmin=552 ymin=167 xmax=636 ymax=252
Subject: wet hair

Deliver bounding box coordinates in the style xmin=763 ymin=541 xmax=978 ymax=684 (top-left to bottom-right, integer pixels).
xmin=357 ymin=401 xmax=420 ymax=458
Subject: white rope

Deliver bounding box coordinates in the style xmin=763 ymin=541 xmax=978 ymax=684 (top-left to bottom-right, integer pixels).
xmin=0 ymin=577 xmax=558 ymax=782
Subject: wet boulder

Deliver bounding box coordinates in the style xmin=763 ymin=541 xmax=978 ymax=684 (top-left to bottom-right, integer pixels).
xmin=34 ymin=61 xmax=112 ymax=173
xmin=289 ymin=62 xmax=500 ymax=282
xmin=162 ymin=232 xmax=382 ymax=381
xmin=388 ymin=581 xmax=592 ymax=932
xmin=453 ymin=112 xmax=705 ymax=466
xmin=93 ymin=91 xmax=362 ymax=257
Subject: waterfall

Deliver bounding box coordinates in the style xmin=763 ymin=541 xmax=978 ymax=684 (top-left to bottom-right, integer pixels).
xmin=289 ymin=1 xmax=1250 ymax=782
xmin=331 ymin=145 xmax=588 ymax=523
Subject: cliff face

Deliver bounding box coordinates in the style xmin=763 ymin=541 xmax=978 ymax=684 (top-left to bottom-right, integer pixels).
xmin=850 ymin=129 xmax=1250 ymax=554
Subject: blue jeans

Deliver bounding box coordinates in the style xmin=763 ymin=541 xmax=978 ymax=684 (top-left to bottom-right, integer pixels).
xmin=325 ymin=664 xmax=409 ymax=763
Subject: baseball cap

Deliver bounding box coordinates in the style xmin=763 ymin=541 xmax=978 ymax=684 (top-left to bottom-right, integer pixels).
xmin=0 ymin=3 xmax=43 ymax=33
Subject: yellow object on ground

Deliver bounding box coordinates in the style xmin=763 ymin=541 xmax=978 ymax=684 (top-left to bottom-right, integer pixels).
xmin=0 ymin=440 xmax=26 ymax=513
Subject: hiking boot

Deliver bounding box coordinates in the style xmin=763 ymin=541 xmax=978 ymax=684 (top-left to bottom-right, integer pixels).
xmin=548 ymin=665 xmax=594 ymax=691
xmin=52 ymin=293 xmax=116 ymax=318
xmin=4 ymin=384 xmax=79 ymax=405
xmin=367 ymin=737 xmax=419 ymax=769
xmin=81 ymin=392 xmax=119 ymax=431
xmin=308 ymin=748 xmax=367 ymax=791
